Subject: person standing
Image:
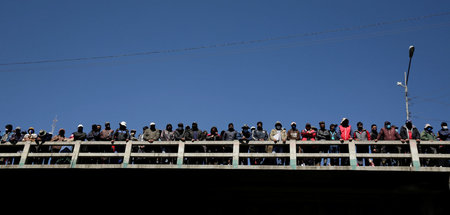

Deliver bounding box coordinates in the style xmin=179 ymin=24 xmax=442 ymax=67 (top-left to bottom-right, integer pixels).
xmin=375 ymin=121 xmax=403 ymax=166
xmin=269 ymin=121 xmax=287 ymax=165
xmin=353 ymin=122 xmax=373 ymax=166
xmin=421 ymin=124 xmax=437 ymax=167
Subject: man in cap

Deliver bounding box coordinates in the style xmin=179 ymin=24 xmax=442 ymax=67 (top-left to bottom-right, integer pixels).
xmin=144 ymin=122 xmax=160 ymax=143
xmin=287 ymin=122 xmax=301 ymax=141
xmin=269 ymin=121 xmax=287 ymax=165
xmin=1 ymin=124 xmax=13 ymax=144
xmin=421 ymin=124 xmax=438 ymax=166
xmin=72 ymin=124 xmax=87 ymax=141
xmin=174 ymin=123 xmax=186 ymax=141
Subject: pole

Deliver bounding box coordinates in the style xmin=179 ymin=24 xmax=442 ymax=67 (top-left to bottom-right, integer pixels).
xmin=405 ymin=72 xmax=409 ymax=120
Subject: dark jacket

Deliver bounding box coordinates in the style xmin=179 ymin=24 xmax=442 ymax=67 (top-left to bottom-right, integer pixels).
xmin=377 ymin=127 xmax=401 ymax=140
xmin=114 ymin=129 xmax=129 ymax=141
xmin=399 ymin=125 xmax=421 ymax=140
xmin=438 ymin=128 xmax=449 ymax=141
xmin=317 ymin=129 xmax=331 ymax=140
xmin=187 ymin=129 xmax=203 ymax=141
xmin=222 ymin=130 xmax=237 ymax=141
xmin=72 ymin=132 xmax=87 ymax=141
xmin=252 ymin=129 xmax=268 ymax=141
xmin=329 ymin=130 xmax=340 ymax=140
xmin=174 ymin=128 xmax=186 ymax=141
xmin=87 ymin=130 xmax=101 ymax=141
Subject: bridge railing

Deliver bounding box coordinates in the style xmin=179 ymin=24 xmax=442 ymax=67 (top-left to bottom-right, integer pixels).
xmin=0 ymin=140 xmax=449 ymax=171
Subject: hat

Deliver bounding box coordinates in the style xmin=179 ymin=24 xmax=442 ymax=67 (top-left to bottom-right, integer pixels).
xmin=78 ymin=124 xmax=83 ymax=128
xmin=405 ymin=120 xmax=412 ymax=124
xmin=120 ymin=121 xmax=127 ymax=126
xmin=275 ymin=121 xmax=282 ymax=125
xmin=242 ymin=124 xmax=249 ymax=129
xmin=28 ymin=127 xmax=34 ymax=130
xmin=39 ymin=130 xmax=47 ymax=135
xmin=424 ymin=124 xmax=433 ymax=129
xmin=341 ymin=118 xmax=348 ymax=124
xmin=250 ymin=126 xmax=256 ymax=130
xmin=319 ymin=121 xmax=325 ymax=124
xmin=15 ymin=126 xmax=21 ymax=130
xmin=291 ymin=122 xmax=296 ymax=126
xmin=150 ymin=122 xmax=156 ymax=126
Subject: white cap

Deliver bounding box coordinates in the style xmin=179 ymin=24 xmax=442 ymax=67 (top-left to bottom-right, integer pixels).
xmin=150 ymin=122 xmax=156 ymax=126
xmin=120 ymin=121 xmax=127 ymax=126
xmin=291 ymin=122 xmax=296 ymax=126
xmin=78 ymin=124 xmax=83 ymax=128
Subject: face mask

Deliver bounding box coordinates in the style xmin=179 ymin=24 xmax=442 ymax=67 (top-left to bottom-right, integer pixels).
xmin=257 ymin=126 xmax=262 ymax=130
xmin=276 ymin=125 xmax=281 ymax=130
xmin=443 ymin=126 xmax=448 ymax=129
xmin=427 ymin=127 xmax=432 ymax=131
xmin=386 ymin=125 xmax=391 ymax=129
xmin=292 ymin=125 xmax=296 ymax=129
xmin=358 ymin=127 xmax=363 ymax=131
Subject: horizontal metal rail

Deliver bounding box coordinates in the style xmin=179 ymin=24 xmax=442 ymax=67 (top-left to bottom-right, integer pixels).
xmin=0 ymin=140 xmax=449 ymax=171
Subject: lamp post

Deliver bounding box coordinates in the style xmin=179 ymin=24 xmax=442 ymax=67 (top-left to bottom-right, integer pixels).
xmin=397 ymin=45 xmax=415 ymax=120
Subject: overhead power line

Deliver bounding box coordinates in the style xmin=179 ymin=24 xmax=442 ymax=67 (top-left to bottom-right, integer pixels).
xmin=1 ymin=11 xmax=450 ymax=66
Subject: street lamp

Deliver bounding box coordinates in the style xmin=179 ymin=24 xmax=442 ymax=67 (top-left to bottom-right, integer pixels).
xmin=397 ymin=45 xmax=415 ymax=120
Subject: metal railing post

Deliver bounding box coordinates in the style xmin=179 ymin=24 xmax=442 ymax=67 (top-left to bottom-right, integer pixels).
xmin=409 ymin=141 xmax=421 ymax=171
xmin=19 ymin=142 xmax=31 ymax=168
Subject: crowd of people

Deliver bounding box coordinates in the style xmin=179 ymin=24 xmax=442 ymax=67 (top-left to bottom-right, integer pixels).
xmin=1 ymin=118 xmax=449 ymax=167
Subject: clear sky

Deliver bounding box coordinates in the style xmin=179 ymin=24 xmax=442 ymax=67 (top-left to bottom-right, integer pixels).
xmin=1 ymin=0 xmax=449 ymax=135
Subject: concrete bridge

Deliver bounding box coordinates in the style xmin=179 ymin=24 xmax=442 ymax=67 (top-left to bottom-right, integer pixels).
xmin=1 ymin=140 xmax=449 ymax=214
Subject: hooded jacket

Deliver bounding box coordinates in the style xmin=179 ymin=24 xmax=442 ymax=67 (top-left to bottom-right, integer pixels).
xmin=438 ymin=128 xmax=449 ymax=141
xmin=144 ymin=128 xmax=161 ymax=141
xmin=377 ymin=127 xmax=401 ymax=140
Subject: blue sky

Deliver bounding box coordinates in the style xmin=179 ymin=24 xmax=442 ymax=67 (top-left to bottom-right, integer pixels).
xmin=1 ymin=0 xmax=449 ymax=134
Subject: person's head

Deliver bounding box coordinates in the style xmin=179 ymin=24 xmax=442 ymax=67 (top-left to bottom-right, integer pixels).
xmin=251 ymin=126 xmax=256 ymax=132
xmin=105 ymin=122 xmax=111 ymax=129
xmin=166 ymin=124 xmax=172 ymax=131
xmin=242 ymin=124 xmax=250 ymax=132
xmin=185 ymin=125 xmax=190 ymax=130
xmin=291 ymin=122 xmax=297 ymax=130
xmin=424 ymin=124 xmax=433 ymax=132
xmin=5 ymin=124 xmax=13 ymax=132
xmin=15 ymin=126 xmax=21 ymax=134
xmin=119 ymin=121 xmax=127 ymax=130
xmin=384 ymin=121 xmax=391 ymax=129
xmin=177 ymin=123 xmax=184 ymax=130
xmin=96 ymin=125 xmax=101 ymax=131
xmin=371 ymin=124 xmax=377 ymax=132
xmin=441 ymin=122 xmax=448 ymax=130
xmin=228 ymin=123 xmax=234 ymax=131
xmin=357 ymin=122 xmax=363 ymax=131
xmin=142 ymin=126 xmax=149 ymax=132
xmin=58 ymin=129 xmax=65 ymax=137
xmin=330 ymin=124 xmax=337 ymax=131
xmin=150 ymin=122 xmax=156 ymax=131
xmin=257 ymin=121 xmax=263 ymax=130
xmin=275 ymin=121 xmax=282 ymax=130
xmin=28 ymin=127 xmax=35 ymax=134
xmin=341 ymin=118 xmax=349 ymax=127
xmin=405 ymin=120 xmax=413 ymax=129
xmin=192 ymin=122 xmax=198 ymax=130
xmin=130 ymin=129 xmax=136 ymax=136
xmin=211 ymin=126 xmax=218 ymax=134
xmin=319 ymin=121 xmax=325 ymax=129
xmin=91 ymin=124 xmax=97 ymax=131
xmin=39 ymin=130 xmax=47 ymax=137
xmin=77 ymin=124 xmax=84 ymax=132
xmin=305 ymin=123 xmax=311 ymax=130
